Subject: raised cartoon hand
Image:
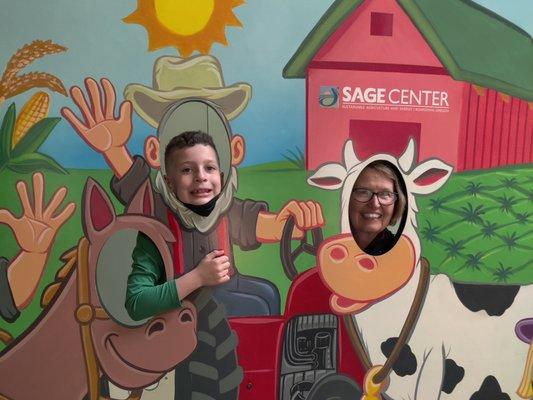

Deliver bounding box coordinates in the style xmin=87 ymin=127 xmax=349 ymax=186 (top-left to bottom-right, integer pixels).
xmin=0 ymin=172 xmax=75 ymax=254
xmin=195 ymin=250 xmax=231 ymax=286
xmin=61 ymin=78 xmax=134 ymax=177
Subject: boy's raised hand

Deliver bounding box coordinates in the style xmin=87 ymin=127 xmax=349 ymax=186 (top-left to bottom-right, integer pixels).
xmin=61 ymin=78 xmax=134 ymax=177
xmin=196 ymin=250 xmax=231 ymax=286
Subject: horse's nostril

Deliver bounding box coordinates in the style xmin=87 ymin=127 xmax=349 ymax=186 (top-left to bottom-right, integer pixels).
xmin=180 ymin=310 xmax=193 ymax=323
xmin=148 ymin=321 xmax=164 ymax=336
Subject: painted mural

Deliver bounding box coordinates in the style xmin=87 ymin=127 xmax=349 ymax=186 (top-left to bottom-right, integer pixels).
xmin=0 ymin=0 xmax=532 ymax=399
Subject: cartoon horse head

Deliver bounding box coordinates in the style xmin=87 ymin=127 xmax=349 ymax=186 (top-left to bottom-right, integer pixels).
xmin=82 ymin=178 xmax=198 ymax=389
xmin=0 ymin=178 xmax=197 ymax=400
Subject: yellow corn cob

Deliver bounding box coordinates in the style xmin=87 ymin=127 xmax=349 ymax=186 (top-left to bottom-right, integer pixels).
xmin=12 ymin=91 xmax=49 ymax=148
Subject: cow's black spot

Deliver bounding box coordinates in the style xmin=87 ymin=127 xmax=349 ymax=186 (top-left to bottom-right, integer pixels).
xmin=452 ymin=282 xmax=520 ymax=316
xmin=441 ymin=358 xmax=464 ymax=394
xmin=469 ymin=375 xmax=510 ymax=400
xmin=380 ymin=337 xmax=417 ymax=376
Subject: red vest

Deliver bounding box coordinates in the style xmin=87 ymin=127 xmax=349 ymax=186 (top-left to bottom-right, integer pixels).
xmin=166 ymin=210 xmax=233 ymax=276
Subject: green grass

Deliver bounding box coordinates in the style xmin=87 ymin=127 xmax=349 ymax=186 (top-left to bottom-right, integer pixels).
xmin=1 ymin=162 xmax=531 ymax=350
xmin=417 ymin=165 xmax=532 ymax=284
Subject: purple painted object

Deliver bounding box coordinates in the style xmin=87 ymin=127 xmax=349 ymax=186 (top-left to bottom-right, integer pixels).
xmin=515 ymin=318 xmax=533 ymax=344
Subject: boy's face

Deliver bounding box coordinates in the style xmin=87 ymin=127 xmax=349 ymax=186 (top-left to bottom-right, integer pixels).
xmin=164 ymin=144 xmax=222 ymax=205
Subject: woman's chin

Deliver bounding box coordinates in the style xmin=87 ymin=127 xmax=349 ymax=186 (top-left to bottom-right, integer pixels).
xmin=363 ymin=222 xmax=387 ymax=232
xmin=353 ymin=228 xmax=383 ymax=239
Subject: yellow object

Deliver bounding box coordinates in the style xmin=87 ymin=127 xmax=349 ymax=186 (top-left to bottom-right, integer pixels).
xmin=12 ymin=91 xmax=50 ymax=148
xmin=361 ymin=365 xmax=386 ymax=400
xmin=517 ymin=339 xmax=533 ymax=399
xmin=155 ymin=0 xmax=215 ymax=35
xmin=123 ymin=0 xmax=243 ymax=56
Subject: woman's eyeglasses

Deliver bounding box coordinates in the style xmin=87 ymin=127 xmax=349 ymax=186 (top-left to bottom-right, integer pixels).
xmin=351 ymin=188 xmax=398 ymax=205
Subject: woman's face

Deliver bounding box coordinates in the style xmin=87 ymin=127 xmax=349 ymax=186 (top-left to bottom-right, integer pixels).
xmin=349 ymin=168 xmax=396 ymax=238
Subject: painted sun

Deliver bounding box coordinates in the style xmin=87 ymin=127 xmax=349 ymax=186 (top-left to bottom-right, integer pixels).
xmin=123 ymin=0 xmax=244 ymax=57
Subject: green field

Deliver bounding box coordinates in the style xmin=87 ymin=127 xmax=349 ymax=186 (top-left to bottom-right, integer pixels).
xmin=416 ymin=165 xmax=532 ymax=284
xmin=0 ymin=162 xmax=531 ymax=349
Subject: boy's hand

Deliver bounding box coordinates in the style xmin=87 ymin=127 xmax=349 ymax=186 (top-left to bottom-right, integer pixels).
xmin=61 ymin=77 xmax=134 ymax=177
xmin=196 ymin=250 xmax=231 ymax=286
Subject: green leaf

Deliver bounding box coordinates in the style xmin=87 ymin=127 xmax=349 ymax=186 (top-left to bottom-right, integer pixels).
xmin=12 ymin=117 xmax=61 ymax=158
xmin=7 ymin=152 xmax=68 ymax=174
xmin=0 ymin=103 xmax=16 ymax=162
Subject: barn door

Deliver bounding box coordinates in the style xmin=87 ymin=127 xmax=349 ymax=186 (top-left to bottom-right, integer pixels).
xmin=349 ymin=120 xmax=421 ymax=160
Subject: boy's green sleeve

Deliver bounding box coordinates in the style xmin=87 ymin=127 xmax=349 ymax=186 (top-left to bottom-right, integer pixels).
xmin=125 ymin=232 xmax=181 ymax=321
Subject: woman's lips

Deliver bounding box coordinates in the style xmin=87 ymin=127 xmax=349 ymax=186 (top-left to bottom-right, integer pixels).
xmin=362 ymin=212 xmax=381 ymax=219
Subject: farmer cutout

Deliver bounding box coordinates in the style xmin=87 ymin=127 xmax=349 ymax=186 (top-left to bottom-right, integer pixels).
xmin=61 ymin=55 xmax=324 ymax=317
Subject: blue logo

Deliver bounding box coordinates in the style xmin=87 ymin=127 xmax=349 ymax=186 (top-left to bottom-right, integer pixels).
xmin=319 ymin=86 xmax=339 ymax=108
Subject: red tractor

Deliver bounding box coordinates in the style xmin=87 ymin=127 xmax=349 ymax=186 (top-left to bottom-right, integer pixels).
xmin=230 ymin=219 xmax=366 ymax=400
xmin=168 ymin=217 xmax=368 ymax=400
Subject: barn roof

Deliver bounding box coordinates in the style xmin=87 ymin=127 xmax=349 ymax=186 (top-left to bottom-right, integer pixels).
xmin=283 ymin=0 xmax=533 ymax=101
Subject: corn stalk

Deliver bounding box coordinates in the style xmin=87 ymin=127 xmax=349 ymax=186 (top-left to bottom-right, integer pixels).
xmin=0 ymin=103 xmax=66 ymax=174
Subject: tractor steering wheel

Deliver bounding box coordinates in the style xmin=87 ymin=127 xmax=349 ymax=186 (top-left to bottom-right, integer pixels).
xmin=280 ymin=216 xmax=324 ymax=281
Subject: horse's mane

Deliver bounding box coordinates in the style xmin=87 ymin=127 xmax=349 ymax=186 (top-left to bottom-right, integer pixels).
xmin=0 ymin=244 xmax=79 ymax=348
xmin=40 ymin=244 xmax=78 ymax=308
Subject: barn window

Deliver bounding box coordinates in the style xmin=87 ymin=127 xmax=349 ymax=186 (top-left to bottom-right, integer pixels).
xmin=371 ymin=12 xmax=393 ymax=36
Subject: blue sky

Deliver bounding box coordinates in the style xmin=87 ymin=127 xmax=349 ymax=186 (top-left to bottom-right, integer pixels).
xmin=0 ymin=0 xmax=531 ymax=168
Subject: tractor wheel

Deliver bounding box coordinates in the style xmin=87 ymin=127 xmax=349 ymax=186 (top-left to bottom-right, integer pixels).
xmin=174 ymin=288 xmax=242 ymax=400
xmin=306 ymin=374 xmax=362 ymax=400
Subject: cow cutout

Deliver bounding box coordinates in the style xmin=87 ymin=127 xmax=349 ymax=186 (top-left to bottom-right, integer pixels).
xmin=0 ymin=178 xmax=197 ymax=400
xmin=309 ymin=138 xmax=533 ymax=400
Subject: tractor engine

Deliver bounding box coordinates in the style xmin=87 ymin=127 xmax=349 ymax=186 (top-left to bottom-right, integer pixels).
xmin=279 ymin=314 xmax=337 ymax=399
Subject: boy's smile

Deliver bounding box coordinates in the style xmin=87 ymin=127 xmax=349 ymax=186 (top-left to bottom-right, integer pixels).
xmin=165 ymin=144 xmax=222 ymax=206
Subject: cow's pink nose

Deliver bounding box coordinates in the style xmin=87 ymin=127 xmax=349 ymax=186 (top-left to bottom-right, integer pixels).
xmin=358 ymin=256 xmax=376 ymax=271
xmin=330 ymin=244 xmax=348 ymax=262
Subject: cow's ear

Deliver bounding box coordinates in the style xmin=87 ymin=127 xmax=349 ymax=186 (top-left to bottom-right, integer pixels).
xmin=343 ymin=140 xmax=360 ymax=170
xmin=308 ymin=163 xmax=347 ymax=190
xmin=127 ymin=179 xmax=154 ymax=216
xmin=82 ymin=178 xmax=116 ymax=239
xmin=407 ymin=159 xmax=453 ymax=195
xmin=398 ymin=138 xmax=417 ymax=173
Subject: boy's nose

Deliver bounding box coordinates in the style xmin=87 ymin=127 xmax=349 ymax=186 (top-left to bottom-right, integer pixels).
xmin=195 ymin=170 xmax=207 ymax=181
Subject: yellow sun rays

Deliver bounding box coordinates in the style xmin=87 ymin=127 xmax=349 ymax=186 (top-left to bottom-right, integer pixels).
xmin=123 ymin=0 xmax=244 ymax=57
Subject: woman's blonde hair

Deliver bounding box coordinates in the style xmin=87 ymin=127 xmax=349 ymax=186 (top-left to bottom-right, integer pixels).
xmin=363 ymin=160 xmax=407 ymax=225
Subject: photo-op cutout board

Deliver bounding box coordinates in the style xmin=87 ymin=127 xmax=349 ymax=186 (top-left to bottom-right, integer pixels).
xmin=0 ymin=1 xmax=532 ymax=399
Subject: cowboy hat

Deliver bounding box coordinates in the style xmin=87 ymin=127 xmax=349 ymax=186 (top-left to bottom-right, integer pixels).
xmin=124 ymin=55 xmax=251 ymax=127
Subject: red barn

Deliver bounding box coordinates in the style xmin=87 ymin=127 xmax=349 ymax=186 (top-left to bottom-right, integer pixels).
xmin=283 ymin=0 xmax=533 ymax=171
